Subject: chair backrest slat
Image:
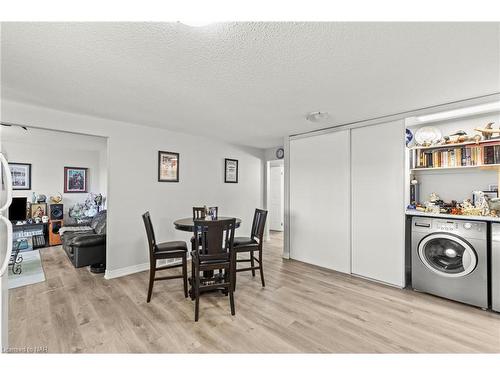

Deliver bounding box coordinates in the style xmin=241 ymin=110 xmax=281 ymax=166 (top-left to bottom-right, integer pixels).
xmin=250 ymin=209 xmax=268 ymax=241
xmin=194 ymin=218 xmax=235 ymax=258
xmin=142 ymin=211 xmax=156 ymax=259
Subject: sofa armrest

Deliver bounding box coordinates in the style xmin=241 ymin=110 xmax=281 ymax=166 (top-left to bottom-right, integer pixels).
xmin=71 ymin=234 xmax=106 ymax=247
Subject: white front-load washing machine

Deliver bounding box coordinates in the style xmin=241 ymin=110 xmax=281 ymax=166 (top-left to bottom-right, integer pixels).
xmin=411 ymin=216 xmax=488 ymax=308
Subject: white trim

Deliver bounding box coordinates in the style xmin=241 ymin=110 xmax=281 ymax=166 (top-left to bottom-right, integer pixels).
xmin=283 ymin=135 xmax=290 ymax=259
xmin=104 ymin=259 xmax=182 ymax=280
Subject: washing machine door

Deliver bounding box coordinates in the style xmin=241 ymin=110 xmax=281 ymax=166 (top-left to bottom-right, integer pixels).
xmin=417 ymin=233 xmax=477 ymax=278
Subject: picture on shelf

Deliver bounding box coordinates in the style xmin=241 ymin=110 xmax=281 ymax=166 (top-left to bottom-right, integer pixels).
xmin=64 ymin=167 xmax=88 ymax=193
xmin=30 ymin=203 xmax=47 ymax=219
xmin=224 ymin=158 xmax=238 ymax=183
xmin=8 ymin=163 xmax=31 ymax=190
xmin=158 ymin=151 xmax=179 ymax=182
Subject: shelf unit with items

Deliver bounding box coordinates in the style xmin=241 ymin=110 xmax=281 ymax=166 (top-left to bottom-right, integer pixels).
xmin=410 ymin=139 xmax=500 ymax=171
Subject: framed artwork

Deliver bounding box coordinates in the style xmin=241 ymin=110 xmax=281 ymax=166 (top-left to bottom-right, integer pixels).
xmin=30 ymin=203 xmax=47 ymax=219
xmin=224 ymin=158 xmax=238 ymax=183
xmin=158 ymin=151 xmax=179 ymax=182
xmin=64 ymin=167 xmax=88 ymax=193
xmin=9 ymin=163 xmax=31 ymax=190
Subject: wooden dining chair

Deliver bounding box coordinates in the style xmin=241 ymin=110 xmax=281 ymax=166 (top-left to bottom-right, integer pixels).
xmin=142 ymin=212 xmax=188 ymax=302
xmin=191 ymin=206 xmax=219 ymax=250
xmin=191 ymin=218 xmax=236 ymax=321
xmin=232 ymin=209 xmax=268 ymax=289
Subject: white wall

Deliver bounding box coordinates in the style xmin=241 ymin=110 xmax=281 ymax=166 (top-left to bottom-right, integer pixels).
xmin=0 ymin=100 xmax=264 ymax=277
xmin=2 ymin=128 xmax=106 ymax=219
xmin=408 ymin=112 xmax=500 ymax=202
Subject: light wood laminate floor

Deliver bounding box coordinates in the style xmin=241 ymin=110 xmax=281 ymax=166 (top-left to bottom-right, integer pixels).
xmin=8 ymin=231 xmax=500 ymax=353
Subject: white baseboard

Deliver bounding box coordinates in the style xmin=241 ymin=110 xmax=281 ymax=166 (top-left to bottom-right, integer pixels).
xmin=104 ymin=258 xmax=183 ymax=280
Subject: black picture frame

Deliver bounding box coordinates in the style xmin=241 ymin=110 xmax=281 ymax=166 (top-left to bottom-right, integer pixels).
xmin=9 ymin=162 xmax=32 ymax=190
xmin=224 ymin=158 xmax=238 ymax=183
xmin=158 ymin=151 xmax=179 ymax=182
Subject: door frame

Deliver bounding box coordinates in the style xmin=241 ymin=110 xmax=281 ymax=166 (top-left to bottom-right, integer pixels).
xmin=264 ymin=158 xmax=287 ymax=258
xmin=268 ymin=160 xmax=284 ymax=232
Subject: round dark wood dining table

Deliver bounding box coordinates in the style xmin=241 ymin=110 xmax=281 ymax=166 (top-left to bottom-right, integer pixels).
xmin=174 ymin=217 xmax=242 ymax=232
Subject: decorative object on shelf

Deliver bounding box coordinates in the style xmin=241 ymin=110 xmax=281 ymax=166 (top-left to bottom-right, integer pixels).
xmin=276 ymin=147 xmax=285 ymax=159
xmin=158 ymin=151 xmax=179 ymax=182
xmin=50 ymin=193 xmax=63 ymax=204
xmin=441 ymin=130 xmax=480 ymax=145
xmin=405 ymin=128 xmax=414 ymax=146
xmin=224 ymin=158 xmax=238 ymax=183
xmin=64 ymin=166 xmax=88 ymax=193
xmin=36 ymin=194 xmax=47 ymax=203
xmin=94 ymin=193 xmax=104 ymax=212
xmin=473 ymin=191 xmax=491 ymax=216
xmin=41 ymin=215 xmax=49 ymax=224
xmin=414 ymin=126 xmax=442 ymax=147
xmin=488 ymin=198 xmax=500 ymax=215
xmin=472 ymin=190 xmax=498 ymax=206
xmin=31 ymin=192 xmax=37 ymax=203
xmin=410 ymin=178 xmax=419 ymax=205
xmin=461 ymin=199 xmax=482 ymax=216
xmin=474 ymin=122 xmax=498 ymax=140
xmin=49 ymin=204 xmax=64 ymax=220
xmin=429 ymin=192 xmax=440 ymax=203
xmin=8 ymin=162 xmax=31 ymax=190
xmin=30 ymin=203 xmax=47 ymax=219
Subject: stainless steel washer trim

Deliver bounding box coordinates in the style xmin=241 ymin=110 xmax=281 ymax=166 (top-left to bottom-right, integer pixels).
xmin=417 ymin=233 xmax=477 ymax=278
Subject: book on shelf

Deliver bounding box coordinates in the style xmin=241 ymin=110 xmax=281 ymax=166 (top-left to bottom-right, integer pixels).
xmin=413 ymin=144 xmax=487 ymax=169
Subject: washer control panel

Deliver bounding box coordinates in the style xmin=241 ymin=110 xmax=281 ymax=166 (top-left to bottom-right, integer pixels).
xmin=412 ymin=217 xmax=487 ymax=239
xmin=434 ymin=220 xmax=459 ymax=231
xmin=434 ymin=220 xmax=483 ymax=232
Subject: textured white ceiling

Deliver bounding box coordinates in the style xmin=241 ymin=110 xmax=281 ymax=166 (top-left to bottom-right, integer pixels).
xmin=1 ymin=22 xmax=499 ymax=148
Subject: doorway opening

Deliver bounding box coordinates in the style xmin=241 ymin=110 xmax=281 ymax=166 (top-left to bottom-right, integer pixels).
xmin=1 ymin=125 xmax=108 ymax=288
xmin=265 ymin=159 xmax=284 ymax=256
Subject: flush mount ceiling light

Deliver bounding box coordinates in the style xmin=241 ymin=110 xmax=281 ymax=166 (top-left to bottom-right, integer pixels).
xmin=410 ymin=101 xmax=500 ymax=124
xmin=306 ymin=111 xmax=330 ymax=123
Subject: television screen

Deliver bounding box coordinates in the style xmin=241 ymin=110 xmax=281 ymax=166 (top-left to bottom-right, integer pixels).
xmin=8 ymin=197 xmax=27 ymax=221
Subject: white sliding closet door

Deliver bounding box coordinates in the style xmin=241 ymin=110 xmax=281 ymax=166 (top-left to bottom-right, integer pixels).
xmin=289 ymin=130 xmax=350 ymax=273
xmin=351 ymin=120 xmax=405 ymax=287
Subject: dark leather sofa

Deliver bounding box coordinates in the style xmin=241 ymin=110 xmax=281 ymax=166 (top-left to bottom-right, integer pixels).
xmin=61 ymin=210 xmax=106 ymax=271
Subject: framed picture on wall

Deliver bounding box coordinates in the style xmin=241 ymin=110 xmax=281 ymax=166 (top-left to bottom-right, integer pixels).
xmin=224 ymin=158 xmax=238 ymax=183
xmin=158 ymin=151 xmax=179 ymax=182
xmin=9 ymin=163 xmax=32 ymax=190
xmin=64 ymin=166 xmax=88 ymax=193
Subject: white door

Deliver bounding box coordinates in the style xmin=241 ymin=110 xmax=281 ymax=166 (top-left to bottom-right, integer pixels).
xmin=289 ymin=130 xmax=351 ymax=273
xmin=351 ymin=120 xmax=405 ymax=287
xmin=269 ymin=164 xmax=284 ymax=231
